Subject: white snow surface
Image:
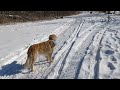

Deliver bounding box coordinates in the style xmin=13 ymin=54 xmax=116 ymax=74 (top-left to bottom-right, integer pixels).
xmin=0 ymin=12 xmax=120 ymax=79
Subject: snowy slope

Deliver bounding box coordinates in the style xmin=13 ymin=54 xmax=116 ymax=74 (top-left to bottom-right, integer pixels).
xmin=0 ymin=18 xmax=74 ymax=65
xmin=0 ymin=13 xmax=120 ymax=79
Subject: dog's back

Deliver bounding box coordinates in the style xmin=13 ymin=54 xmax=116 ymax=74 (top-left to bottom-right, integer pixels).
xmin=27 ymin=40 xmax=56 ymax=55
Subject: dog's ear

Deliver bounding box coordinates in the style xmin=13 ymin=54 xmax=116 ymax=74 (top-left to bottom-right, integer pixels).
xmin=49 ymin=35 xmax=53 ymax=40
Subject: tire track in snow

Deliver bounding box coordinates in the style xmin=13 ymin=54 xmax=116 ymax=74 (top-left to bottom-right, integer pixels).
xmin=74 ymin=16 xmax=110 ymax=79
xmin=58 ymin=20 xmax=108 ymax=79
xmin=45 ymin=16 xmax=105 ymax=79
xmin=94 ymin=30 xmax=108 ymax=79
xmin=94 ymin=21 xmax=114 ymax=79
xmin=78 ymin=19 xmax=115 ymax=79
xmin=77 ymin=23 xmax=109 ymax=79
xmin=44 ymin=19 xmax=84 ymax=79
xmin=44 ymin=20 xmax=84 ymax=78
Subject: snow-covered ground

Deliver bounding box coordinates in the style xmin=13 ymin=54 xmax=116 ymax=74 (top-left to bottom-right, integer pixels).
xmin=0 ymin=12 xmax=120 ymax=79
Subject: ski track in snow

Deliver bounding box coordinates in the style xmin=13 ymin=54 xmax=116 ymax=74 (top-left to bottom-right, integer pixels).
xmin=0 ymin=13 xmax=120 ymax=79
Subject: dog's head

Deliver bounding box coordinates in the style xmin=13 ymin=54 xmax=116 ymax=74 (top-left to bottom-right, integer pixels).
xmin=49 ymin=34 xmax=57 ymax=48
xmin=49 ymin=34 xmax=57 ymax=41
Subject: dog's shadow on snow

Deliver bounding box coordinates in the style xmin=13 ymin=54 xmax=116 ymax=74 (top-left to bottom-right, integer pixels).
xmin=0 ymin=57 xmax=54 ymax=76
xmin=0 ymin=61 xmax=24 ymax=76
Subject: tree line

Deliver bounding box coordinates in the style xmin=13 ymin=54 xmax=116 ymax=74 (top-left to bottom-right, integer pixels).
xmin=0 ymin=11 xmax=79 ymax=17
xmin=0 ymin=11 xmax=80 ymax=24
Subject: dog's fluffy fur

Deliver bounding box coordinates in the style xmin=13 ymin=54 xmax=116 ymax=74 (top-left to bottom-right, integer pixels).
xmin=24 ymin=34 xmax=57 ymax=72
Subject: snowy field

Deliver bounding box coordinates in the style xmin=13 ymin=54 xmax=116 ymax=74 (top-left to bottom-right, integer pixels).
xmin=0 ymin=12 xmax=120 ymax=79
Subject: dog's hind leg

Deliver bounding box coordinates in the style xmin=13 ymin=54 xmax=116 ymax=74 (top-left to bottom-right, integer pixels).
xmin=30 ymin=55 xmax=36 ymax=72
xmin=30 ymin=60 xmax=35 ymax=72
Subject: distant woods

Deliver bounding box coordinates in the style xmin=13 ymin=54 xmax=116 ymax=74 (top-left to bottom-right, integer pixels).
xmin=0 ymin=11 xmax=80 ymax=24
xmin=98 ymin=11 xmax=116 ymax=14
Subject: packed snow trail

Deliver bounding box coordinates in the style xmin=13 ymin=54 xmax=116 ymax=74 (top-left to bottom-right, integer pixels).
xmin=0 ymin=13 xmax=120 ymax=79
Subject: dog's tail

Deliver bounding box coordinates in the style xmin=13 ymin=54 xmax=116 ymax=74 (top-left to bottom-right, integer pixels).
xmin=24 ymin=52 xmax=34 ymax=69
xmin=24 ymin=57 xmax=30 ymax=69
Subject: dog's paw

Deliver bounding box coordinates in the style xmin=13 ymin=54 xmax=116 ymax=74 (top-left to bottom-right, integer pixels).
xmin=47 ymin=62 xmax=51 ymax=67
xmin=21 ymin=68 xmax=30 ymax=74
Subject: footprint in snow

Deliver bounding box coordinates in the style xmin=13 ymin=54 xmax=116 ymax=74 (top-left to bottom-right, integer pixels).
xmin=108 ymin=62 xmax=116 ymax=70
xmin=111 ymin=56 xmax=117 ymax=61
xmin=105 ymin=50 xmax=114 ymax=55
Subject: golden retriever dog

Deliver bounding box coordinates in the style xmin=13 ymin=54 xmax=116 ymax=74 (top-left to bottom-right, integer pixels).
xmin=24 ymin=34 xmax=57 ymax=72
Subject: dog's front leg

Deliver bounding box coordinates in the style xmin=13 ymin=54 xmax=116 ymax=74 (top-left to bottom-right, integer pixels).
xmin=47 ymin=53 xmax=53 ymax=65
